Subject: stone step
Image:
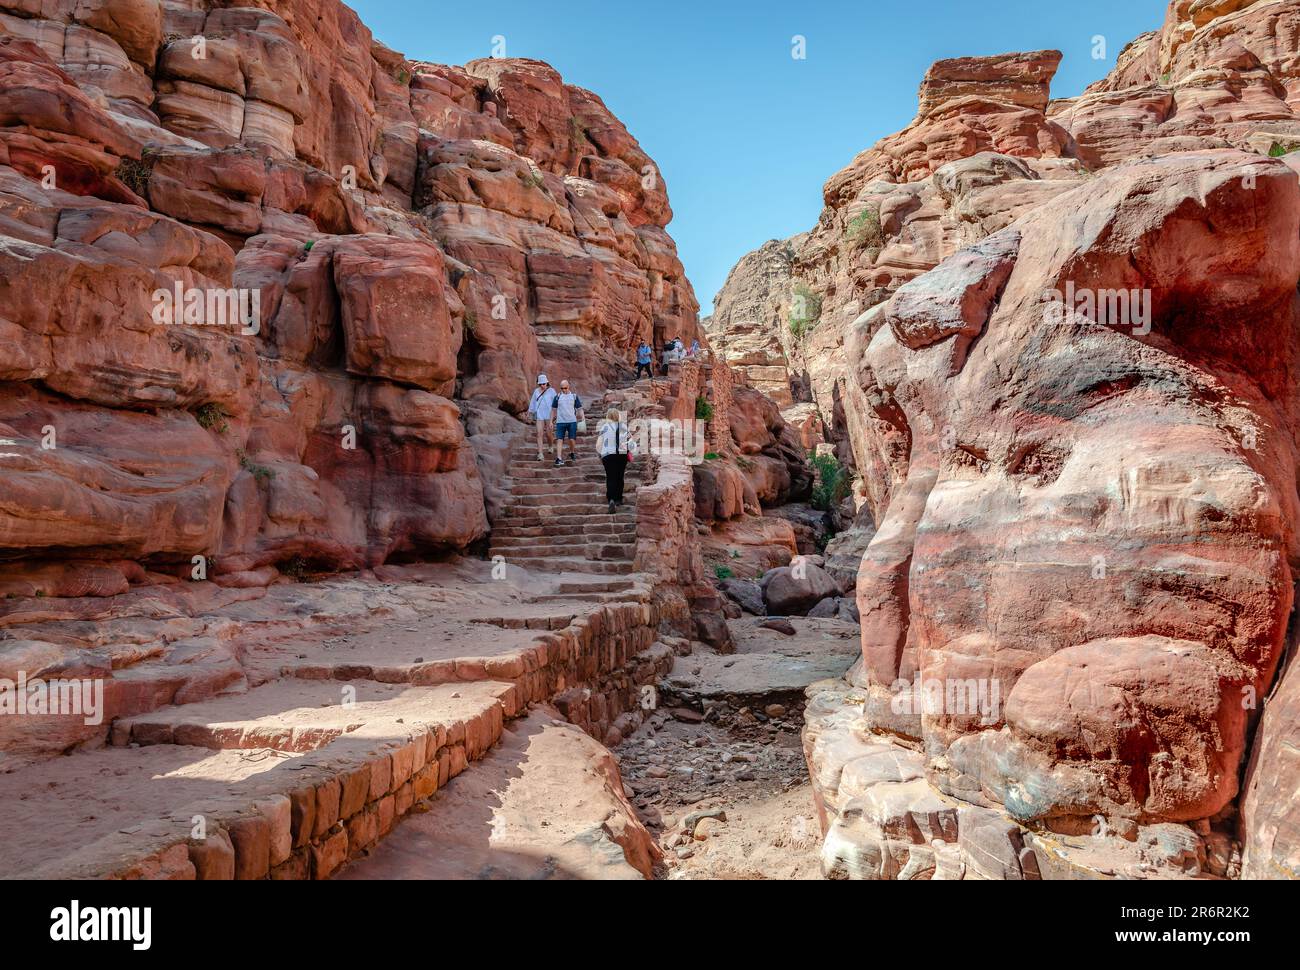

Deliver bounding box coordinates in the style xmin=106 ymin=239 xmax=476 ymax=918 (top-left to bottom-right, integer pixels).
xmin=506 ymin=556 xmax=635 ymax=575
xmin=493 ymin=523 xmax=636 ymax=539
xmin=489 ymin=533 xmax=636 ymax=551
xmin=501 ymin=491 xmax=634 ymax=507
xmin=495 ymin=512 xmax=637 ymax=529
xmin=509 ymin=482 xmax=639 ymax=498
xmin=0 ymin=679 xmax=517 ymax=880
xmin=335 ymin=706 xmax=657 ymax=880
xmin=506 ymin=466 xmax=645 ymax=481
xmin=488 ymin=535 xmax=634 ymax=559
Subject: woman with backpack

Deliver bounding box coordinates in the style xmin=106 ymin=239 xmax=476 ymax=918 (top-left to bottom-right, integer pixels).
xmin=597 ymin=407 xmax=635 ymax=513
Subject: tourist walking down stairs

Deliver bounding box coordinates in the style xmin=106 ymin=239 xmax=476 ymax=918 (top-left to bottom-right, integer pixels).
xmin=598 ymin=408 xmax=635 ymax=514
xmin=528 ymin=375 xmax=557 ymax=461
xmin=552 ymin=380 xmax=586 ymax=467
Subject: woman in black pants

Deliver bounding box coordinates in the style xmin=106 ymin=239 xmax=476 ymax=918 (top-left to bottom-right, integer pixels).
xmin=598 ymin=407 xmax=632 ymax=513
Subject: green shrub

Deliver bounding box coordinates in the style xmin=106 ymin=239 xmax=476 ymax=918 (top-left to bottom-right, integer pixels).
xmin=704 ymin=452 xmax=721 ymax=461
xmin=195 ymin=403 xmax=229 ymax=433
xmin=714 ymin=565 xmax=735 ymax=581
xmin=237 ymin=448 xmax=275 ymax=484
xmin=116 ymin=155 xmax=154 ymax=197
xmin=695 ymin=395 xmax=714 ymax=421
xmin=789 ymin=282 xmax=822 ymax=338
xmin=845 ymin=208 xmax=884 ymax=250
xmin=809 ymin=451 xmax=849 ymax=512
xmin=1269 ymin=142 xmax=1294 ymax=158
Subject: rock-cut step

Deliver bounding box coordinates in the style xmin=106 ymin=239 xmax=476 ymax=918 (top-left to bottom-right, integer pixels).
xmin=336 ymin=706 xmax=658 ymax=880
xmin=0 ymin=680 xmax=519 ymax=880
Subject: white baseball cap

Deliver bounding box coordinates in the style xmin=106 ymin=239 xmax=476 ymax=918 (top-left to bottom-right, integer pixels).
xmin=537 ymin=374 xmax=549 ymax=385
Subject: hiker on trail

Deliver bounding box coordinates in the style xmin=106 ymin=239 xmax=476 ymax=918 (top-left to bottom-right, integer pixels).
xmin=528 ymin=374 xmax=557 ymax=461
xmin=688 ymin=338 xmax=701 ymax=359
xmin=598 ymin=407 xmax=634 ymax=514
xmin=661 ymin=337 xmax=682 ymax=374
xmin=635 ymin=340 xmax=653 ymax=379
xmin=551 ymin=380 xmax=585 ymax=467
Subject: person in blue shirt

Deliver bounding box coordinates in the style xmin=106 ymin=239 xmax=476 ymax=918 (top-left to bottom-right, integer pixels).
xmin=635 ymin=340 xmax=653 ymax=379
xmin=551 ymin=380 xmax=585 ymax=466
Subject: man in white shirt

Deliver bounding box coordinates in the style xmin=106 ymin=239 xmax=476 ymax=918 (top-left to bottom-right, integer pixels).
xmin=551 ymin=380 xmax=585 ymax=466
xmin=528 ymin=375 xmax=557 ymax=461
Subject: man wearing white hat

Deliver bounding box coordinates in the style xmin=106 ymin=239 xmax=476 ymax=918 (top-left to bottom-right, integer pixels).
xmin=527 ymin=375 xmax=558 ymax=461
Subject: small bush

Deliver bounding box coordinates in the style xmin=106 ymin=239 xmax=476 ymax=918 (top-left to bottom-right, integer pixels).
xmin=280 ymin=555 xmax=309 ymax=580
xmin=195 ymin=403 xmax=229 ymax=433
xmin=393 ymin=66 xmax=411 ymax=85
xmin=464 ymin=308 xmax=478 ymax=334
xmin=695 ymin=396 xmax=714 ymax=421
xmin=303 ymin=240 xmax=315 ymax=253
xmin=1269 ymin=142 xmax=1294 ymax=158
xmin=789 ymin=282 xmax=822 ymax=339
xmin=845 ymin=208 xmax=884 ymax=250
xmin=809 ymin=451 xmax=849 ymax=512
xmin=714 ymin=565 xmax=735 ymax=581
xmin=237 ymin=448 xmax=275 ymax=484
xmin=116 ymin=155 xmax=154 ymax=197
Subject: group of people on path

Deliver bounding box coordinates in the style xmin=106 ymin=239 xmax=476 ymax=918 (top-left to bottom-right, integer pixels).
xmin=635 ymin=336 xmax=701 ymax=379
xmin=528 ymin=374 xmax=635 ymax=514
xmin=525 ymin=335 xmax=704 ymax=516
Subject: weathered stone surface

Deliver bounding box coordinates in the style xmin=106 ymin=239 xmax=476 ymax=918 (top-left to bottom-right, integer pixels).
xmin=850 ymin=150 xmax=1297 ymax=829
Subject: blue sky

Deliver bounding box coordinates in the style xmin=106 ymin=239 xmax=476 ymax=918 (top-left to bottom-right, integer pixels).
xmin=351 ymin=0 xmax=1169 ymax=313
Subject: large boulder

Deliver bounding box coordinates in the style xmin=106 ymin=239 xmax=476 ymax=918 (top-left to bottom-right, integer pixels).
xmin=847 ymin=150 xmax=1300 ymax=828
xmin=762 ymin=560 xmax=841 ymax=616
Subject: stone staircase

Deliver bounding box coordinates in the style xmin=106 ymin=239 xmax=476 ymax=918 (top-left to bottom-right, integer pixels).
xmin=489 ymin=391 xmax=645 ymax=578
xmin=0 ymin=386 xmax=680 ymax=881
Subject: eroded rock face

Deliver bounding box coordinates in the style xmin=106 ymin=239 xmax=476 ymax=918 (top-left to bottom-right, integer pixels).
xmin=1050 ymin=0 xmax=1300 ymax=169
xmin=0 ymin=0 xmax=699 ymax=581
xmin=706 ymin=5 xmax=1300 ymax=875
xmin=849 ymin=150 xmax=1299 ymax=832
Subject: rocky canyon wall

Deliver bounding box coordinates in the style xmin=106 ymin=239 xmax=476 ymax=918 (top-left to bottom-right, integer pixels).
xmin=710 ymin=0 xmax=1300 ymax=878
xmin=0 ymin=0 xmax=704 ymax=589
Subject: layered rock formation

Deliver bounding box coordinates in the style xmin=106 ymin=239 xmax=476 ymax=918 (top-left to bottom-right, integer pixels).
xmin=711 ymin=0 xmax=1300 ymax=482
xmin=0 ymin=0 xmax=703 ymax=586
xmin=708 ymin=0 xmax=1300 ymax=878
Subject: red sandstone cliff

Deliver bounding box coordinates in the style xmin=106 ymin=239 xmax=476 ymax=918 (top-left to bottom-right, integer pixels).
xmin=0 ymin=0 xmax=705 ymax=587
